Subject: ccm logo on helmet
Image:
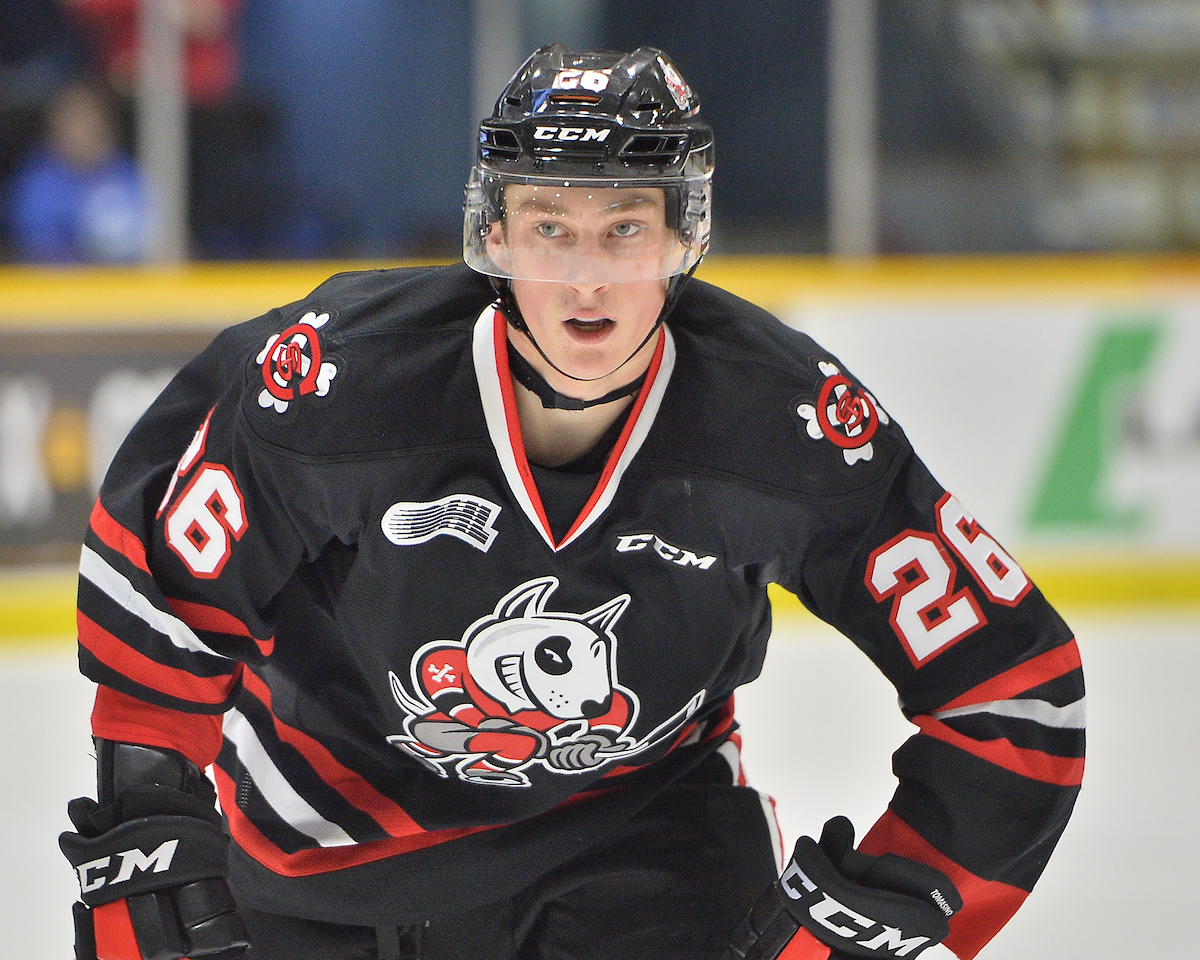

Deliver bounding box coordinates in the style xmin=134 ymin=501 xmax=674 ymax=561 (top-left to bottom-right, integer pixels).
xmin=780 ymin=860 xmax=934 ymax=957
xmin=74 ymin=840 xmax=179 ymax=894
xmin=534 ymin=126 xmax=612 ymax=143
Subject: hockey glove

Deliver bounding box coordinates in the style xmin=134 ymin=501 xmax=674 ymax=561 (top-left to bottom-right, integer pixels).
xmin=59 ymin=784 xmax=248 ymax=960
xmin=724 ymin=816 xmax=962 ymax=960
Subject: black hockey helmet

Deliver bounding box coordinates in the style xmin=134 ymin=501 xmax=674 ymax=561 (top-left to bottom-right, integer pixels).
xmin=464 ymin=44 xmax=714 ymax=283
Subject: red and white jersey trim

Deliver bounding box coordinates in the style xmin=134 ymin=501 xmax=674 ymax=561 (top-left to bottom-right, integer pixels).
xmin=223 ymin=708 xmax=357 ymax=847
xmin=79 ymin=543 xmax=231 ymax=661
xmin=472 ymin=305 xmax=676 ymax=552
xmin=933 ymin=696 xmax=1085 ymax=729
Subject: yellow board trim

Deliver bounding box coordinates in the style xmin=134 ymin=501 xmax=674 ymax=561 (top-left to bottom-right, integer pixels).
xmin=3 ymin=254 xmax=1200 ymax=330
xmin=1 ymin=256 xmax=1198 ymax=646
xmin=0 ymin=568 xmax=77 ymax=646
xmin=766 ymin=557 xmax=1200 ymax=622
xmin=1 ymin=562 xmax=1196 ymax=649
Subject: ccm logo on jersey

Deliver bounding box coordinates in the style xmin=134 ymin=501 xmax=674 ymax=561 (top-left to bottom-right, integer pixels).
xmin=616 ymin=533 xmax=716 ymax=569
xmin=74 ymin=840 xmax=178 ymax=895
xmin=780 ymin=859 xmax=938 ymax=957
xmin=534 ymin=126 xmax=612 ymax=142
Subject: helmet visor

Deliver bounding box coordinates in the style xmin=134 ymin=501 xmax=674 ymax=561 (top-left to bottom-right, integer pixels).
xmin=465 ymin=170 xmax=710 ymax=283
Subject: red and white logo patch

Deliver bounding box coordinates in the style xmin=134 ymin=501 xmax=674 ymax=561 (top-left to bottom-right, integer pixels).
xmin=385 ymin=576 xmax=707 ymax=788
xmin=796 ymin=361 xmax=889 ymax=465
xmin=255 ymin=311 xmax=338 ymax=414
xmin=658 ymin=56 xmax=693 ymax=111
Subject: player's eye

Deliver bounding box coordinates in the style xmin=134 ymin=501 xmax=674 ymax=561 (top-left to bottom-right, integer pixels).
xmin=536 ymin=221 xmax=567 ymax=238
xmin=534 ymin=636 xmax=573 ymax=675
xmin=609 ymin=221 xmax=643 ymax=238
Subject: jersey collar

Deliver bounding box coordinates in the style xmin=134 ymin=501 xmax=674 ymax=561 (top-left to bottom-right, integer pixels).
xmin=473 ymin=304 xmax=675 ymax=552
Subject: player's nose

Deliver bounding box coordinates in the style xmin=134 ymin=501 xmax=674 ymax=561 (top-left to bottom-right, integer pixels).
xmin=564 ymin=275 xmax=610 ymax=298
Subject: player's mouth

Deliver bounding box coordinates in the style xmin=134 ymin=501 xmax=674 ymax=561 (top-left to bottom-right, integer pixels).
xmin=563 ymin=317 xmax=615 ymax=343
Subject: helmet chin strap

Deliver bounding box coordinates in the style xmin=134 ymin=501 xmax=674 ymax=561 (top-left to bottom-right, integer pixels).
xmin=491 ymin=259 xmax=701 ymax=409
xmin=507 ymin=342 xmax=647 ymax=411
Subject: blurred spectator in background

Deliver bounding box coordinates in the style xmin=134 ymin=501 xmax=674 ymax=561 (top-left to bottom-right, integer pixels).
xmin=4 ymin=79 xmax=150 ymax=264
xmin=0 ymin=0 xmax=90 ymax=257
xmin=63 ymin=0 xmax=243 ymax=107
xmin=63 ymin=0 xmax=292 ymax=258
xmin=5 ymin=79 xmax=150 ymax=263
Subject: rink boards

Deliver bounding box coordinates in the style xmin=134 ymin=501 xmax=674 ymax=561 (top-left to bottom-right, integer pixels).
xmin=0 ymin=255 xmax=1198 ymax=643
xmin=3 ymin=259 xmax=1199 ymax=959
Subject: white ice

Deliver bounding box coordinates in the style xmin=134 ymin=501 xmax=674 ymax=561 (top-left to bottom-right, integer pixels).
xmin=3 ymin=609 xmax=1197 ymax=959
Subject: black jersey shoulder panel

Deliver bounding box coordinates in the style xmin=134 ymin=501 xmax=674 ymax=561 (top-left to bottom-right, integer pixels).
xmin=656 ymin=278 xmax=908 ymax=498
xmin=235 ymin=263 xmax=498 ymax=457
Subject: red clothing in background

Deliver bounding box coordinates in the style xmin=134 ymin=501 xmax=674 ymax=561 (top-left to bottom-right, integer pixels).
xmin=65 ymin=0 xmax=243 ymax=105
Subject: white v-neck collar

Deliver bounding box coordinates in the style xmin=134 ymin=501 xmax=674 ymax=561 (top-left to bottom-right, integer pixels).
xmin=473 ymin=305 xmax=675 ymax=552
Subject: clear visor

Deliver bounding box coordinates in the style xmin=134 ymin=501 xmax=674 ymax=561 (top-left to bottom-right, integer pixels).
xmin=464 ymin=169 xmax=710 ymax=283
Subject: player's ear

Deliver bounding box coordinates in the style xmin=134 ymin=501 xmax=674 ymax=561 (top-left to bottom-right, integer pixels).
xmin=485 ymin=217 xmax=511 ymax=271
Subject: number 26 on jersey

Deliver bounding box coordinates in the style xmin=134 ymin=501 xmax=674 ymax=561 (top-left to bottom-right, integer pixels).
xmin=866 ymin=493 xmax=1031 ymax=666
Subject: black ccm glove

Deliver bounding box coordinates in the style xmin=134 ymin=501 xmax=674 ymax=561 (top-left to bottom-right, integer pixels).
xmin=725 ymin=817 xmax=962 ymax=960
xmin=59 ymin=742 xmax=248 ymax=960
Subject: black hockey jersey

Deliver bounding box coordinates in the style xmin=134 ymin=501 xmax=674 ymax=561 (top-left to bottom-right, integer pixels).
xmin=78 ymin=263 xmax=1084 ymax=958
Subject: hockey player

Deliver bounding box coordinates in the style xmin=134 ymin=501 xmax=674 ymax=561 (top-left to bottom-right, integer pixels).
xmin=59 ymin=45 xmax=1084 ymax=960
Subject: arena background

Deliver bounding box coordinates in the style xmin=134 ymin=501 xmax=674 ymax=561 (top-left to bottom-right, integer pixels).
xmin=3 ymin=2 xmax=1200 ymax=958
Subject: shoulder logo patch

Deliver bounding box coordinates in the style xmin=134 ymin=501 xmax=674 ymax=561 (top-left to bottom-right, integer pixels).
xmin=795 ymin=361 xmax=889 ymax=465
xmin=256 ymin=311 xmax=338 ymax=414
xmin=382 ymin=494 xmax=502 ymax=552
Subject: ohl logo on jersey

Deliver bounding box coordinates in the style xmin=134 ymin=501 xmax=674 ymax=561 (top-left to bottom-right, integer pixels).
xmin=795 ymin=360 xmax=890 ymax=466
xmin=255 ymin=310 xmax=339 ymax=414
xmin=386 ymin=576 xmax=704 ymax=787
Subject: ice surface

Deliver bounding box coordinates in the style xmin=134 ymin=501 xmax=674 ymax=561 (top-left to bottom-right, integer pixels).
xmin=4 ymin=609 xmax=1197 ymax=959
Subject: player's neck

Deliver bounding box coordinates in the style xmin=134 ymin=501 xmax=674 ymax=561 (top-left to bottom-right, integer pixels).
xmin=513 ymin=384 xmax=633 ymax=468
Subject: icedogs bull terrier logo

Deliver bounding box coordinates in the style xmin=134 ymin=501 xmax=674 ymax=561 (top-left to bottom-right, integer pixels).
xmin=387 ymin=576 xmax=704 ymax=787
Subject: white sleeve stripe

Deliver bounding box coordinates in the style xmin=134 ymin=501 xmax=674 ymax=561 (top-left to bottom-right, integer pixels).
xmin=223 ymin=709 xmax=356 ymax=847
xmin=934 ymin=697 xmax=1086 ymax=729
xmin=79 ymin=545 xmax=231 ymax=661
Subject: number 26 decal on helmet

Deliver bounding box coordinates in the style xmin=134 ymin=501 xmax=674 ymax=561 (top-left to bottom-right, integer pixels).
xmin=463 ymin=44 xmax=713 ymax=286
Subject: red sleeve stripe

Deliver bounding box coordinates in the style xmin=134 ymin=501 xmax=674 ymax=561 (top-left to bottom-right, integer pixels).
xmin=79 ymin=612 xmax=237 ymax=706
xmin=240 ymin=670 xmax=429 ymax=839
xmin=212 ymin=764 xmax=488 ymax=877
xmin=224 ymin=708 xmax=357 ymax=846
xmin=913 ymin=715 xmax=1084 ymax=786
xmin=80 ymin=545 xmax=231 ymax=660
xmin=165 ymin=597 xmax=275 ymax=657
xmin=91 ymin=684 xmax=225 ymax=768
xmin=859 ymin=809 xmax=1028 ymax=960
xmin=938 ymin=640 xmax=1082 ymax=712
xmin=88 ymin=499 xmax=150 ymax=573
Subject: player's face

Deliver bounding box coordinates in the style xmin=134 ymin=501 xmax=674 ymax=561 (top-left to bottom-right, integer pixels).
xmin=491 ymin=185 xmax=671 ymax=388
xmin=489 ymin=184 xmax=680 ymax=284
